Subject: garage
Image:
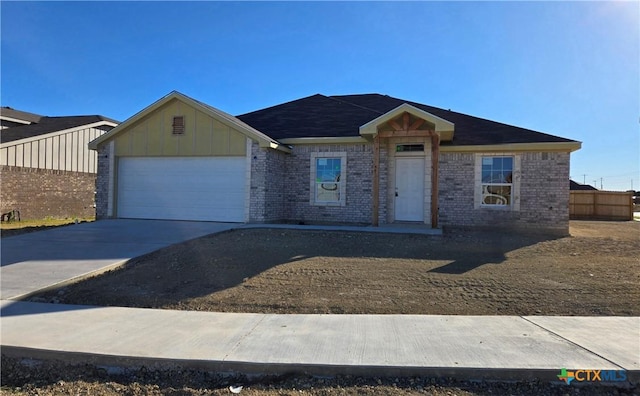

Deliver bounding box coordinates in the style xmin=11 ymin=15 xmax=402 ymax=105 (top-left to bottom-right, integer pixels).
xmin=116 ymin=157 xmax=246 ymax=222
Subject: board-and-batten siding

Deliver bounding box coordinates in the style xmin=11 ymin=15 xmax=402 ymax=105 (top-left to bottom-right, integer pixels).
xmin=113 ymin=98 xmax=247 ymax=157
xmin=0 ymin=126 xmax=107 ymax=173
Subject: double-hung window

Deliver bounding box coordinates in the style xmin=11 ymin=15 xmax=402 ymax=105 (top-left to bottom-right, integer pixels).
xmin=310 ymin=152 xmax=346 ymax=206
xmin=481 ymin=156 xmax=514 ymax=206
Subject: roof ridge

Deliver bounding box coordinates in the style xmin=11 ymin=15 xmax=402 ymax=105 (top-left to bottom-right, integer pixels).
xmin=237 ymin=94 xmax=329 ymax=117
xmin=327 ymin=94 xmax=386 ymax=115
xmin=38 ymin=115 xmax=120 ymax=124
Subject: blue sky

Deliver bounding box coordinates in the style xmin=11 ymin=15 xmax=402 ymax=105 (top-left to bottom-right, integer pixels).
xmin=2 ymin=1 xmax=638 ymax=191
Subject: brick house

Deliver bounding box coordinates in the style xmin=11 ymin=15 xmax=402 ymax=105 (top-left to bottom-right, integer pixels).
xmin=0 ymin=107 xmax=118 ymax=220
xmin=89 ymin=91 xmax=581 ymax=235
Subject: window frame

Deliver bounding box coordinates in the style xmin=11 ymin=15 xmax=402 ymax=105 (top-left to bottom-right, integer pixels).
xmin=396 ymin=144 xmax=425 ymax=153
xmin=310 ymin=152 xmax=347 ymax=207
xmin=474 ymin=154 xmax=521 ymax=211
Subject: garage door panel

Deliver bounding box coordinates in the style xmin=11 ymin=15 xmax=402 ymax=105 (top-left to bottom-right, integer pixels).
xmin=117 ymin=157 xmax=246 ymax=222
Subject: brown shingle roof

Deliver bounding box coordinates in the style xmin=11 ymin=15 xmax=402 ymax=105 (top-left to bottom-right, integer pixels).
xmin=237 ymin=93 xmax=578 ymax=146
xmin=0 ymin=107 xmax=43 ymax=124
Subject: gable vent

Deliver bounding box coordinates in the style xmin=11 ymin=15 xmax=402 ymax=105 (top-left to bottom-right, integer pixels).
xmin=172 ymin=116 xmax=185 ymax=135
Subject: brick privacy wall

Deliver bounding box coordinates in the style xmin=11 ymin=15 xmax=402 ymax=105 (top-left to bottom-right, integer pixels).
xmin=438 ymin=152 xmax=571 ymax=235
xmin=95 ymin=144 xmax=110 ymax=219
xmin=0 ymin=166 xmax=96 ymax=220
xmin=249 ymin=142 xmax=287 ymax=222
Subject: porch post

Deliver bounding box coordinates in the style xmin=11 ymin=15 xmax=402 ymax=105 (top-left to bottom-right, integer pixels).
xmin=431 ymin=132 xmax=440 ymax=228
xmin=372 ymin=134 xmax=380 ymax=226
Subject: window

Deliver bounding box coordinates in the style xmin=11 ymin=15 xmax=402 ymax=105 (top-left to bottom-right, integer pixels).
xmin=310 ymin=152 xmax=346 ymax=206
xmin=316 ymin=158 xmax=341 ymax=202
xmin=481 ymin=156 xmax=513 ymax=206
xmin=172 ymin=116 xmax=185 ymax=135
xmin=396 ymin=144 xmax=424 ymax=152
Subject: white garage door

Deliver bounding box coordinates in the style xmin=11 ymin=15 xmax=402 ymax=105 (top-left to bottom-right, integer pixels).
xmin=117 ymin=157 xmax=246 ymax=222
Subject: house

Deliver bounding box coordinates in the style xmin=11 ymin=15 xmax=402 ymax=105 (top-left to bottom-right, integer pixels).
xmin=0 ymin=107 xmax=42 ymax=129
xmin=0 ymin=107 xmax=118 ymax=220
xmin=89 ymin=91 xmax=581 ymax=235
xmin=570 ymin=180 xmax=598 ymax=191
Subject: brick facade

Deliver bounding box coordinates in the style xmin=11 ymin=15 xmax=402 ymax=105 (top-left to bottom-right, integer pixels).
xmin=94 ymin=138 xmax=572 ymax=234
xmin=438 ymin=151 xmax=571 ymax=235
xmin=280 ymin=143 xmax=377 ymax=224
xmin=249 ymin=142 xmax=287 ymax=222
xmin=95 ymin=143 xmax=112 ymax=219
xmin=0 ymin=166 xmax=97 ymax=220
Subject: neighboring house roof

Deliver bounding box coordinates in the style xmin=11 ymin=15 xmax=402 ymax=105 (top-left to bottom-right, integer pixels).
xmin=1 ymin=115 xmax=119 ymax=144
xmin=237 ymin=93 xmax=579 ymax=147
xmin=0 ymin=107 xmax=43 ymax=124
xmin=570 ymin=180 xmax=598 ymax=191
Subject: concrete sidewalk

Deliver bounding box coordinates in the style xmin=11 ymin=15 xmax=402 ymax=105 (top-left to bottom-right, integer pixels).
xmin=1 ymin=300 xmax=638 ymax=383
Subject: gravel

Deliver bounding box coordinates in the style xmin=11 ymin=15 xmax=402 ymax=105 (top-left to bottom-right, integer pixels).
xmin=1 ymin=356 xmax=636 ymax=395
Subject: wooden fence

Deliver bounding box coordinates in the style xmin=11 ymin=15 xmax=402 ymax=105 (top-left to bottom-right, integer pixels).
xmin=570 ymin=190 xmax=634 ymax=220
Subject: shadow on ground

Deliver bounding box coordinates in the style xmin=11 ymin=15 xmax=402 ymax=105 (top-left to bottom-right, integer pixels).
xmin=24 ymin=227 xmax=565 ymax=312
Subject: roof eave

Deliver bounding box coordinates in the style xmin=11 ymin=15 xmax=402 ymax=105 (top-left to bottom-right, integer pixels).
xmin=279 ymin=136 xmax=368 ymax=145
xmin=440 ymin=141 xmax=582 ymax=153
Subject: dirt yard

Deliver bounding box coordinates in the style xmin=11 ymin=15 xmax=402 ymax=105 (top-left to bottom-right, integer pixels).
xmin=32 ymin=221 xmax=640 ymax=316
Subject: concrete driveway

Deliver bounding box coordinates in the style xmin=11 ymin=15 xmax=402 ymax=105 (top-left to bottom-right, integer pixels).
xmin=0 ymin=219 xmax=237 ymax=300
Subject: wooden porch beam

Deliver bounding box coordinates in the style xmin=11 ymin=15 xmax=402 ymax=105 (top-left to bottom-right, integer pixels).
xmin=409 ymin=118 xmax=425 ymax=130
xmin=372 ymin=134 xmax=380 ymax=226
xmin=402 ymin=112 xmax=410 ymax=131
xmin=388 ymin=120 xmax=402 ymax=131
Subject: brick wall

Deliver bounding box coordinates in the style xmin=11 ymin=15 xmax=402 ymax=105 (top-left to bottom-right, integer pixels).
xmin=280 ymin=144 xmax=375 ymax=224
xmin=249 ymin=142 xmax=287 ymax=222
xmin=438 ymin=151 xmax=571 ymax=235
xmin=438 ymin=152 xmax=476 ymax=227
xmin=519 ymin=152 xmax=570 ymax=232
xmin=95 ymin=144 xmax=111 ymax=219
xmin=0 ymin=166 xmax=97 ymax=220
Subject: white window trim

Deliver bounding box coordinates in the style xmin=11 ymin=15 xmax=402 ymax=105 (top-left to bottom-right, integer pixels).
xmin=310 ymin=152 xmax=347 ymax=207
xmin=474 ymin=153 xmax=521 ymax=211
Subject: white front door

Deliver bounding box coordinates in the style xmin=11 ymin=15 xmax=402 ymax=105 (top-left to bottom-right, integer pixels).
xmin=395 ymin=157 xmax=425 ymax=221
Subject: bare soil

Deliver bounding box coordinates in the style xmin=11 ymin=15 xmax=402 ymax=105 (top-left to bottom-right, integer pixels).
xmin=32 ymin=221 xmax=640 ymax=316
